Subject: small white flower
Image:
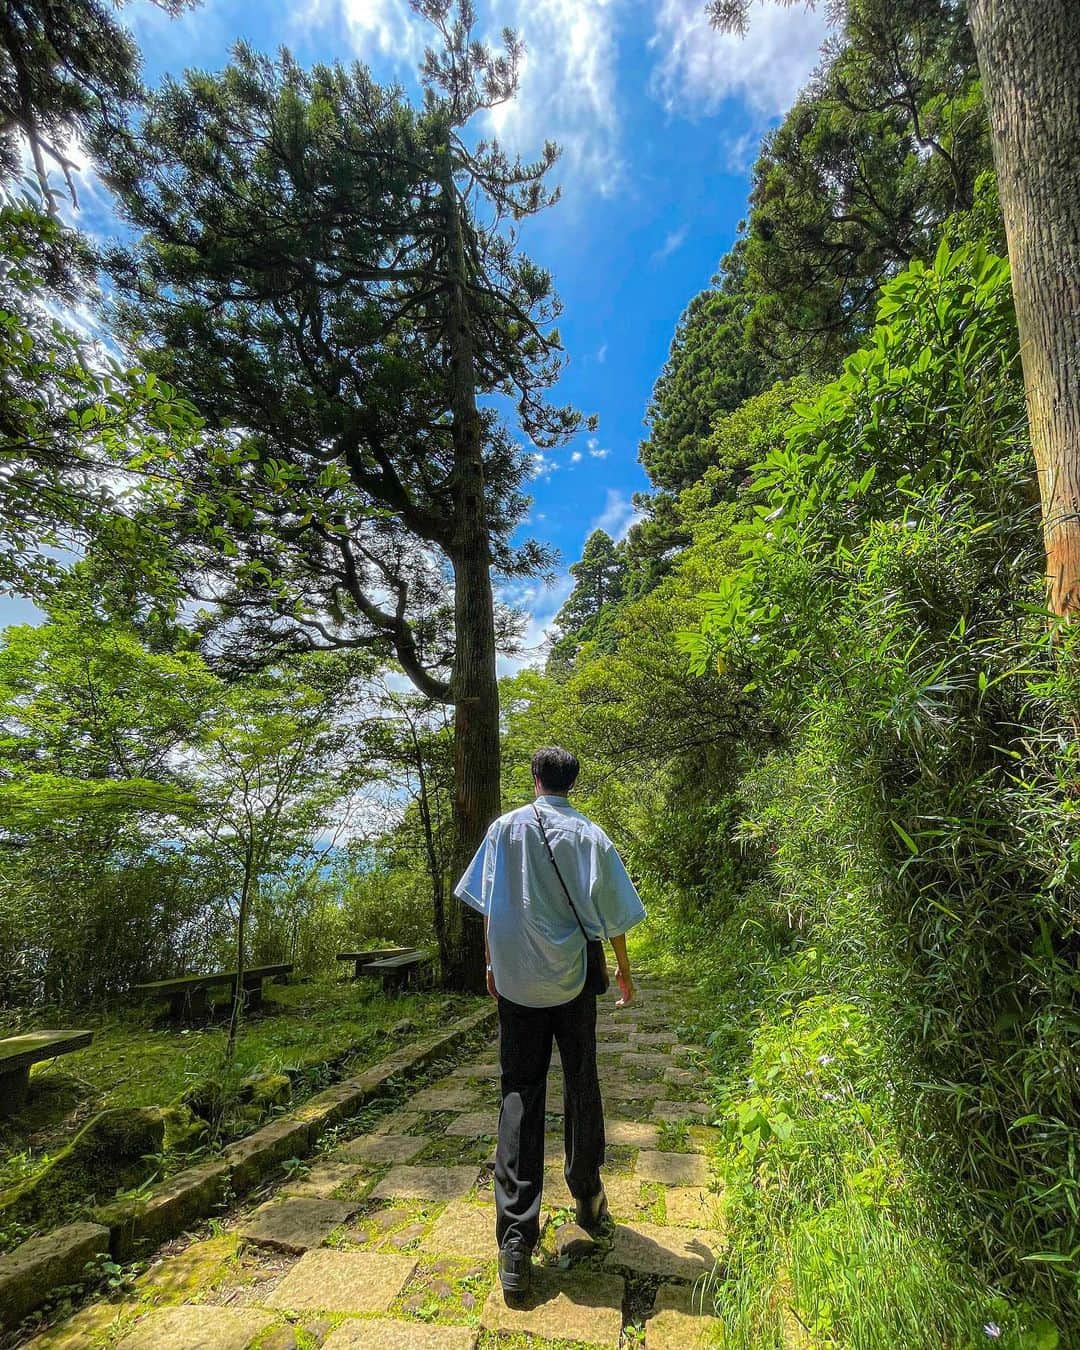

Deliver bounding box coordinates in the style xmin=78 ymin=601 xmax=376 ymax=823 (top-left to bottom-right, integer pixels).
xmin=983 ymin=1324 xmax=1001 ymax=1339
xmin=818 ymin=1054 xmax=834 ymax=1066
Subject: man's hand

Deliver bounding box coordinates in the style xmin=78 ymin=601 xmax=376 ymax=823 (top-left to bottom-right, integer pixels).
xmin=615 ymin=966 xmax=635 ymax=1008
xmin=486 ymin=966 xmax=498 ymax=999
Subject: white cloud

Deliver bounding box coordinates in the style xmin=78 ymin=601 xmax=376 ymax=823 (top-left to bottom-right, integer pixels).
xmin=653 ymin=223 xmax=688 ymax=262
xmin=570 ymin=450 xmax=583 ymax=463
xmin=497 ymin=487 xmax=644 ymax=673
xmin=587 ymin=438 xmax=611 ymax=460
xmin=649 ymin=0 xmax=829 ymax=120
xmin=530 ymin=450 xmax=560 ymax=478
xmin=496 ymin=571 xmax=575 ymax=675
xmin=720 ymin=127 xmax=760 ymax=174
xmin=483 ymin=0 xmax=624 ymax=197
xmin=302 ymin=0 xmax=427 ymax=67
xmin=592 ymin=487 xmax=642 ymax=542
xmin=596 ymin=343 xmax=608 ymax=364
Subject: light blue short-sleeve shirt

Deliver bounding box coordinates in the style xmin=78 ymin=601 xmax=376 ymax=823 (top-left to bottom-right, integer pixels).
xmin=453 ymin=795 xmax=647 ymax=1008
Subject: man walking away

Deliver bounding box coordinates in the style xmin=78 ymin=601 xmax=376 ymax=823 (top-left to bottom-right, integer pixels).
xmin=453 ymin=745 xmax=646 ymax=1298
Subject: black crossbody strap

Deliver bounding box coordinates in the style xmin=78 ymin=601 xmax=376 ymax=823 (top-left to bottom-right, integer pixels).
xmin=532 ymin=804 xmax=590 ymax=941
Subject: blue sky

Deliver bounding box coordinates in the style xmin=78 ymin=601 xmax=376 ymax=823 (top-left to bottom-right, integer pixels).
xmin=12 ymin=0 xmax=830 ymax=657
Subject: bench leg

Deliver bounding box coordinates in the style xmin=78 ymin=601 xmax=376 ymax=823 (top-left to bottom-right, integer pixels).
xmin=242 ymin=977 xmax=264 ymax=1011
xmin=183 ymin=987 xmax=211 ymax=1022
xmin=0 ymin=1066 xmax=30 ymax=1115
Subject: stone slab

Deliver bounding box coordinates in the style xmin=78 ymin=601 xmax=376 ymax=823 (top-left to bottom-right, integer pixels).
xmin=595 ymin=1041 xmax=635 ymax=1056
xmin=542 ymin=1168 xmax=574 ymax=1209
xmin=97 ymin=1160 xmax=230 ymax=1263
xmin=635 ymin=1151 xmax=710 ymax=1186
xmin=554 ymin=1221 xmax=596 ymax=1259
xmin=369 ymin=1165 xmax=481 ymax=1203
xmin=239 ymin=1196 xmax=354 ymax=1252
xmin=459 ymin=1061 xmax=499 ymax=1079
xmin=409 ymin=1086 xmax=478 ymax=1111
xmin=621 ymin=1052 xmax=671 ymax=1068
xmin=606 ymin=1119 xmax=660 ymax=1149
xmin=422 ymin=1198 xmax=497 ymax=1260
xmin=0 ymin=1222 xmax=110 ymax=1331
xmin=374 ymin=1110 xmax=424 ymax=1135
xmin=222 ymin=1117 xmax=312 ymax=1195
xmin=23 ymin=1299 xmax=138 ymax=1349
xmin=663 ymin=1065 xmax=697 ymax=1087
xmin=634 ymin=1033 xmax=673 ymax=1046
xmin=544 ymin=1134 xmax=566 ymax=1168
xmin=663 ymin=1186 xmax=721 ymax=1230
xmin=134 ymin=1233 xmax=238 ymax=1300
xmin=651 ymin=1100 xmax=713 ymax=1122
xmin=646 ymin=1282 xmax=725 ymax=1349
xmin=335 ymin=1133 xmax=429 ymax=1165
xmin=443 ymin=1110 xmax=500 ymax=1138
xmin=117 ymin=1305 xmax=276 ymax=1350
xmin=606 ymin=1222 xmax=723 ymax=1280
xmin=604 ymin=1080 xmax=672 ymax=1101
xmin=267 ymin=1249 xmax=417 ymax=1312
xmin=292 ymin=1082 xmax=370 ymax=1134
xmin=481 ymin=1266 xmax=625 ymax=1348
xmin=281 ymin=1162 xmax=365 ymax=1199
xmin=323 ymin=1321 xmax=478 ymax=1349
xmin=603 ymin=1176 xmax=648 ymax=1220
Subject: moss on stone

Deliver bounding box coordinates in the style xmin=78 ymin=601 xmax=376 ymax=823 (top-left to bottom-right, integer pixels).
xmin=132 ymin=1232 xmax=240 ymax=1305
xmin=240 ymin=1072 xmax=292 ymax=1110
xmin=0 ymin=1108 xmax=165 ymax=1233
xmin=160 ymin=1106 xmax=207 ymax=1156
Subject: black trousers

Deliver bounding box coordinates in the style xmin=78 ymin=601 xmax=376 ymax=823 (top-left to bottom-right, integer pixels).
xmin=495 ymin=984 xmax=605 ymax=1252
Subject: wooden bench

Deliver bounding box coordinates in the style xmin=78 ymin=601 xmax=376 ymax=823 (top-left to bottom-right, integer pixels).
xmin=0 ymin=1030 xmax=93 ymax=1115
xmin=360 ymin=950 xmax=434 ymax=994
xmin=131 ymin=963 xmax=294 ymax=1021
xmin=336 ymin=947 xmax=413 ymax=980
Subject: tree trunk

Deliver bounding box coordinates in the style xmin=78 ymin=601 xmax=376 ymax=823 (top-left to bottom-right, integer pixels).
xmin=967 ymin=0 xmax=1080 ymax=616
xmin=413 ymin=724 xmax=450 ymax=977
xmin=224 ymin=836 xmax=255 ymax=1075
xmin=441 ymin=154 xmax=501 ymax=994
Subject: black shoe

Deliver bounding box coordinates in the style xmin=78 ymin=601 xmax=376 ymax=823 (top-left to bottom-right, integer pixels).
xmin=499 ymin=1241 xmax=533 ymax=1297
xmin=575 ymin=1186 xmax=609 ymax=1233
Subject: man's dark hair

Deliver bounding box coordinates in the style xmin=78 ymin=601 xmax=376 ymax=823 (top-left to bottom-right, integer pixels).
xmin=531 ymin=745 xmax=579 ymax=794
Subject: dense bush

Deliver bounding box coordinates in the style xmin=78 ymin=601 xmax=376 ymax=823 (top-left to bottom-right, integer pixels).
xmin=678 ymin=241 xmax=1078 ymax=1338
xmin=518 ymin=237 xmax=1077 ymax=1342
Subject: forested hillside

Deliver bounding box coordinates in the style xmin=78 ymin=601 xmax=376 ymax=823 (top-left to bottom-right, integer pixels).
xmin=1 ymin=0 xmax=1078 ymax=1345
xmin=500 ymin=1 xmax=1080 ymax=1342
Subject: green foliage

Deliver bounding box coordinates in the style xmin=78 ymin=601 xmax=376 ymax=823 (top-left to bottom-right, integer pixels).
xmin=740 ymin=0 xmax=990 ymax=370
xmin=0 ymin=0 xmax=191 ymax=208
xmin=548 ymin=530 xmax=628 ymax=671
xmin=0 ymin=600 xmax=371 ymax=1004
xmin=639 ymin=248 xmax=767 ymax=491
xmin=641 ymin=0 xmax=994 ymax=497
xmin=0 ymin=185 xmax=202 ymax=600
xmin=676 ymin=240 xmax=1080 ymax=1332
xmin=100 ymin=32 xmax=573 ymax=683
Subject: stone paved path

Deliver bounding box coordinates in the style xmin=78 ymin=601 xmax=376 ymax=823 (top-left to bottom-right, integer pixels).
xmin=28 ymin=975 xmax=726 ymax=1349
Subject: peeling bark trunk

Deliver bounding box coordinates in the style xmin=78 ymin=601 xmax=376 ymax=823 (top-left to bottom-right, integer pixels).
xmin=967 ymin=0 xmax=1080 ymax=617
xmin=441 ymin=153 xmax=501 ymax=993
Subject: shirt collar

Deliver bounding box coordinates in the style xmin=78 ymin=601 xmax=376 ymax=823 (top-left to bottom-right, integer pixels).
xmin=537 ymin=794 xmax=570 ymax=806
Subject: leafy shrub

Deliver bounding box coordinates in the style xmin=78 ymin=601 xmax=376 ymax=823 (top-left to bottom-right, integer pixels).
xmin=682 ymin=240 xmax=1080 ymax=1335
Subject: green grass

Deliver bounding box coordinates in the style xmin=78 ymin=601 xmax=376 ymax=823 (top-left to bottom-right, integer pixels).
xmin=635 ymin=916 xmax=1063 ymax=1349
xmin=0 ymin=979 xmax=479 ymax=1192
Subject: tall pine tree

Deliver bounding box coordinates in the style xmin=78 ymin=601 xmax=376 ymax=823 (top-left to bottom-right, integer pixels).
xmin=101 ymin=2 xmax=581 ymax=989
